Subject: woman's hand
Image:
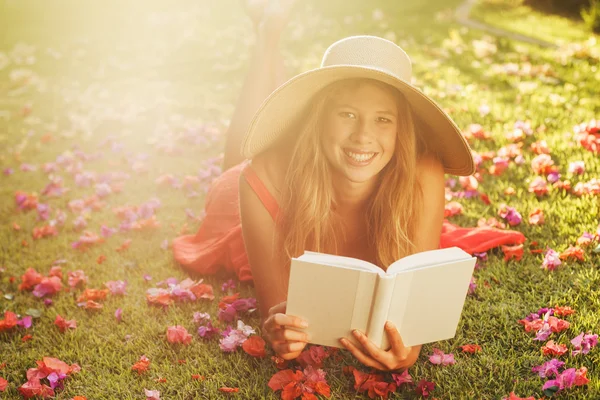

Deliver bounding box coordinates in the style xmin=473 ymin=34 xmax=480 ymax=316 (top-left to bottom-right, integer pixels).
xmin=339 ymin=321 xmax=421 ymax=371
xmin=262 ymin=301 xmax=310 ymax=360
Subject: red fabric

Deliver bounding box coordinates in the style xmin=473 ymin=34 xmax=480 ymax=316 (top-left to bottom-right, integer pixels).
xmin=440 ymin=220 xmax=526 ymax=253
xmin=172 ymin=162 xmax=280 ymax=282
xmin=241 ymin=162 xmax=280 ymax=221
xmin=172 ymin=162 xmax=526 ymax=282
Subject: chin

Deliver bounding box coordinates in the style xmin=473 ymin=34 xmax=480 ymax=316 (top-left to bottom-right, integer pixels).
xmin=344 ymin=169 xmax=381 ymax=184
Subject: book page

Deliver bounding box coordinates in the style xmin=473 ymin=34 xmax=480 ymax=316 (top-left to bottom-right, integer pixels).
xmin=386 ymin=247 xmax=471 ymax=274
xmin=286 ymin=259 xmax=377 ymax=348
xmin=297 ymin=251 xmax=382 ymax=274
xmin=386 ymin=258 xmax=476 ymax=347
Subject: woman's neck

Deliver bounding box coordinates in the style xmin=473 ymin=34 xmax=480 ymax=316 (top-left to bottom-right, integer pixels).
xmin=332 ymin=179 xmax=376 ymax=214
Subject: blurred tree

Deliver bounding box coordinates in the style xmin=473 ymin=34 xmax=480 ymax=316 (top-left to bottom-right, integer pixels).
xmin=524 ymin=0 xmax=600 ymax=32
xmin=582 ymin=0 xmax=600 ymax=32
xmin=524 ymin=0 xmax=588 ymax=16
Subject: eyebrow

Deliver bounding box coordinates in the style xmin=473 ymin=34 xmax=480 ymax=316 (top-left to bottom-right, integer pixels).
xmin=336 ymin=104 xmax=397 ymax=117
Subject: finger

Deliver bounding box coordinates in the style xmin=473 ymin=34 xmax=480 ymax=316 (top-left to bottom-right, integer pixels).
xmin=263 ymin=314 xmax=287 ymax=332
xmin=271 ymin=313 xmax=308 ymax=330
xmin=271 ymin=328 xmax=310 ymax=343
xmin=384 ymin=321 xmax=407 ymax=353
xmin=273 ymin=341 xmax=307 ymax=355
xmin=339 ymin=337 xmax=386 ymax=371
xmin=268 ymin=302 xmax=286 ymax=316
xmin=278 ymin=350 xmax=303 ymax=361
xmin=264 ymin=314 xmax=281 ymax=332
xmin=279 ymin=352 xmax=301 ymax=361
xmin=350 ymin=330 xmax=388 ymax=363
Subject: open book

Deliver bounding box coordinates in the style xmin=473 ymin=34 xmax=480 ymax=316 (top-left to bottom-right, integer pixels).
xmin=285 ymin=247 xmax=476 ymax=349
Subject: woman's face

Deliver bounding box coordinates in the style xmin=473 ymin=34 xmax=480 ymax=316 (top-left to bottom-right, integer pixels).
xmin=321 ymin=82 xmax=398 ymax=186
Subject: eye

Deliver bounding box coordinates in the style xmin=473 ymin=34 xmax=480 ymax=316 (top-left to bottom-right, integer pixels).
xmin=377 ymin=117 xmax=393 ymax=123
xmin=338 ymin=111 xmax=356 ymax=119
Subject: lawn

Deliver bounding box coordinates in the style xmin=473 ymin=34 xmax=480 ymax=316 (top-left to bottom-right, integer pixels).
xmin=469 ymin=0 xmax=596 ymax=44
xmin=0 ymin=0 xmax=599 ymax=398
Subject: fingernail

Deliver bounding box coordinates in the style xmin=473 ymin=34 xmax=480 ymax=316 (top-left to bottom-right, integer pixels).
xmin=300 ymin=320 xmax=308 ymax=328
xmin=386 ymin=321 xmax=395 ymax=330
xmin=353 ymin=330 xmax=362 ymax=337
xmin=339 ymin=338 xmax=347 ymax=345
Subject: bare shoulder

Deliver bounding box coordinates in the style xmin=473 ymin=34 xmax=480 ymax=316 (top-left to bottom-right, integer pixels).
xmin=416 ymin=153 xmax=445 ymax=189
xmin=413 ymin=154 xmax=445 ymax=251
xmin=248 ymin=148 xmax=287 ymax=204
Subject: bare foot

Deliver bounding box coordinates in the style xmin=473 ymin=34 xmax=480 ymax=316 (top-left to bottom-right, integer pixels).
xmin=243 ymin=0 xmax=268 ymax=31
xmin=257 ymin=0 xmax=297 ymax=40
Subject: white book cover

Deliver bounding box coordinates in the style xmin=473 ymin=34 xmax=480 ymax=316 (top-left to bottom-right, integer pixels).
xmin=285 ymin=247 xmax=476 ymax=349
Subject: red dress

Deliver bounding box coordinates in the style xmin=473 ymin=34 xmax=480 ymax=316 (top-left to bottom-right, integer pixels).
xmin=172 ymin=162 xmax=526 ymax=281
xmin=172 ymin=162 xmax=277 ymax=282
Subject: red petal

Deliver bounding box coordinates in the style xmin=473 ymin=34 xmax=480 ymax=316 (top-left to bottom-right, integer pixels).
xmin=0 ymin=377 xmax=8 ymax=391
xmin=41 ymin=357 xmax=71 ymax=375
xmin=218 ymin=387 xmax=239 ymax=393
xmin=314 ymin=381 xmax=331 ymax=398
xmin=268 ymin=369 xmax=303 ymax=391
xmin=218 ymin=293 xmax=241 ymax=309
xmin=502 ymin=244 xmax=524 ymax=262
xmin=190 ymin=283 xmax=215 ymax=300
xmin=281 ymin=382 xmax=303 ymax=400
xmin=242 ymin=335 xmax=266 ymax=358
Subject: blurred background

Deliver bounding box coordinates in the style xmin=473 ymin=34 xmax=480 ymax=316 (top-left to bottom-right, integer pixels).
xmin=0 ymin=0 xmax=469 ymax=149
xmin=0 ymin=0 xmax=598 ymax=154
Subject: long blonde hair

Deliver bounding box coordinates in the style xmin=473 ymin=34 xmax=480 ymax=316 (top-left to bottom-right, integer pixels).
xmin=277 ymin=78 xmax=428 ymax=269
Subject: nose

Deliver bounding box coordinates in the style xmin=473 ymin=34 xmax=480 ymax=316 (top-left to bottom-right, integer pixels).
xmin=349 ymin=118 xmax=374 ymax=144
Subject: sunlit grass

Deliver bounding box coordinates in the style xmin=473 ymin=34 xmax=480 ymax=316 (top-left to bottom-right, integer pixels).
xmin=471 ymin=0 xmax=598 ymax=44
xmin=0 ymin=0 xmax=599 ymax=398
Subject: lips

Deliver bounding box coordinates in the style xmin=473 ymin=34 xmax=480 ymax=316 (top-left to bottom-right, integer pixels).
xmin=343 ymin=149 xmax=378 ymax=165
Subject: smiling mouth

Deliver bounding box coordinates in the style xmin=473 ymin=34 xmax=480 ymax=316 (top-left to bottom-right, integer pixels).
xmin=343 ymin=149 xmax=378 ymax=164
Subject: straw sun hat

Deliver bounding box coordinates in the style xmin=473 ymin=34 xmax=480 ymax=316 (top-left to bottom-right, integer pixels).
xmin=241 ymin=35 xmax=475 ymax=176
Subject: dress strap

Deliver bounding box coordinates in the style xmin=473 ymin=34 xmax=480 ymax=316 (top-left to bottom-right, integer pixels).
xmin=241 ymin=163 xmax=280 ymax=222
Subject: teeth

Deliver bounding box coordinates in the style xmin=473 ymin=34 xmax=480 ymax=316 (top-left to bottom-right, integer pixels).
xmin=345 ymin=150 xmax=376 ymax=162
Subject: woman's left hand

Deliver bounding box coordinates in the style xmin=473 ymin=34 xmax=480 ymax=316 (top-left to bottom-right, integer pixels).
xmin=339 ymin=321 xmax=421 ymax=371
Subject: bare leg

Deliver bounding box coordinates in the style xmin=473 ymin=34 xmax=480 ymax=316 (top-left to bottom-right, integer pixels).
xmin=222 ymin=0 xmax=295 ymax=171
xmin=273 ymin=49 xmax=288 ymax=88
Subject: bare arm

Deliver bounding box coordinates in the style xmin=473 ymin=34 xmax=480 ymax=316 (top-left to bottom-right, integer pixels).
xmin=413 ymin=154 xmax=446 ymax=252
xmin=239 ymin=168 xmax=309 ymax=359
xmin=238 ymin=170 xmax=287 ymax=321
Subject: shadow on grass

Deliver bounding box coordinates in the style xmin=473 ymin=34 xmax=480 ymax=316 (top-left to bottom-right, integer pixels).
xmin=522 ymin=0 xmax=586 ymax=20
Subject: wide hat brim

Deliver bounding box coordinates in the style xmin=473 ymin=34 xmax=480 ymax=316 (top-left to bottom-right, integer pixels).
xmin=241 ymin=65 xmax=475 ymax=176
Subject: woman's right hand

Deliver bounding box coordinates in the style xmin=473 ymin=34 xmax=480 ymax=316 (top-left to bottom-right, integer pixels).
xmin=262 ymin=301 xmax=310 ymax=360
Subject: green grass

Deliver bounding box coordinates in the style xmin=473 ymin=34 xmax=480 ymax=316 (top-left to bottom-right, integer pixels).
xmin=1 ymin=0 xmax=600 ymax=398
xmin=470 ymin=0 xmax=597 ymax=44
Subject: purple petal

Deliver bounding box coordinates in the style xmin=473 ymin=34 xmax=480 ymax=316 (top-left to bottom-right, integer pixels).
xmin=101 ymin=225 xmax=118 ymax=238
xmin=18 ymin=316 xmax=33 ymax=329
xmin=160 ymin=239 xmax=169 ymax=250
xmin=542 ymin=379 xmax=560 ymax=392
xmin=534 ymin=324 xmax=552 ymax=341
xmin=392 ymin=369 xmax=413 ymax=386
xmin=218 ymin=305 xmax=237 ymax=322
xmin=532 ymin=359 xmax=565 ymax=378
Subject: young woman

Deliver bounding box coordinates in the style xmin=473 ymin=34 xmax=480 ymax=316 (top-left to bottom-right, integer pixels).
xmin=173 ymin=0 xmax=475 ymax=371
